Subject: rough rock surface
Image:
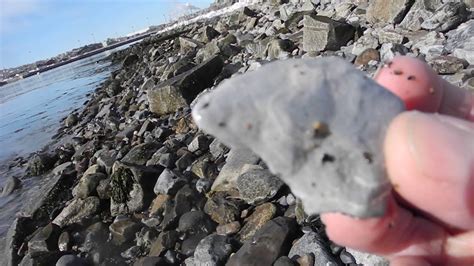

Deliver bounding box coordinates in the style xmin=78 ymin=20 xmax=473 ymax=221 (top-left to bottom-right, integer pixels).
xmin=193 ymin=57 xmax=404 ymax=218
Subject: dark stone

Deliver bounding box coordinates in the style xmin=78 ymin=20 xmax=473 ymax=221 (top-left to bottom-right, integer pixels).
xmin=27 ymin=153 xmax=57 ymax=176
xmin=109 ymin=218 xmax=142 ymax=245
xmin=180 ymin=232 xmax=208 ymax=257
xmin=28 ymin=223 xmax=60 ymax=256
xmin=160 ymin=186 xmax=193 ymax=230
xmin=178 ymin=211 xmax=216 ymax=235
xmin=149 ymin=231 xmax=179 ymax=256
xmin=226 ymin=217 xmax=298 ymax=266
xmin=121 ymin=143 xmax=161 ymax=166
xmin=123 ymin=54 xmax=139 ymax=67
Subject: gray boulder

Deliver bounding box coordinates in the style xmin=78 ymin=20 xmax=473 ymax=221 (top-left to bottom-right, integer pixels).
xmin=72 ymin=173 xmax=106 ymax=199
xmin=148 ymin=55 xmax=224 ymax=115
xmin=192 ymin=57 xmax=404 ymax=218
xmin=303 ymin=15 xmax=355 ymax=52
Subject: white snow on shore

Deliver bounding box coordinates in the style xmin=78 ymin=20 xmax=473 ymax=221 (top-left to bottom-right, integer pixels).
xmin=154 ymin=0 xmax=257 ymax=36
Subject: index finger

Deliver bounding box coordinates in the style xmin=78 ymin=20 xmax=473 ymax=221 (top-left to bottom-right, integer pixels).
xmin=375 ymin=56 xmax=474 ymax=122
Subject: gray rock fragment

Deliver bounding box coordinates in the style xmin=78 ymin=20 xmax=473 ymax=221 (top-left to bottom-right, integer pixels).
xmin=288 ymin=232 xmax=338 ymax=266
xmin=303 ymin=15 xmax=355 ymax=52
xmin=192 ymin=57 xmax=404 ymax=218
xmin=346 ymin=248 xmax=389 ymax=266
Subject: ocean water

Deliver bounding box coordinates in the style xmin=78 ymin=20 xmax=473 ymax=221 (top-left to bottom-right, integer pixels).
xmin=0 ymin=49 xmax=121 ymax=236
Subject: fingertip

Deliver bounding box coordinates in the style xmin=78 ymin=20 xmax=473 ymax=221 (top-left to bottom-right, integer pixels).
xmin=375 ymin=56 xmax=443 ymax=112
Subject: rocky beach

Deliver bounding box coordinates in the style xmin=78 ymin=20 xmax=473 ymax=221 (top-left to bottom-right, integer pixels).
xmin=1 ymin=0 xmax=473 ymax=265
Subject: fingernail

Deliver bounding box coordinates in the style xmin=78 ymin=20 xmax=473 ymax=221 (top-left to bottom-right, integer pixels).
xmin=406 ymin=112 xmax=474 ymax=183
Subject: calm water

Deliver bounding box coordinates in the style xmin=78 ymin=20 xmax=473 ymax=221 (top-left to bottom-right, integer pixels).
xmin=0 ymin=48 xmax=122 ymax=236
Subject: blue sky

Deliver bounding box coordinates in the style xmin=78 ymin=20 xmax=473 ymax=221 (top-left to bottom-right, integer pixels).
xmin=0 ymin=0 xmax=214 ymax=69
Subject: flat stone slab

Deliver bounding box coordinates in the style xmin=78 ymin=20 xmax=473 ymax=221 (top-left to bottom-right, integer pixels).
xmin=192 ymin=57 xmax=404 ymax=218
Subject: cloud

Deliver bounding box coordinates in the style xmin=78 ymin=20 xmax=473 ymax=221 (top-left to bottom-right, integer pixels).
xmin=0 ymin=0 xmax=41 ymax=33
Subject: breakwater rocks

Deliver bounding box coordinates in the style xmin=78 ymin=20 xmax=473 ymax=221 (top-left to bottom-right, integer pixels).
xmin=3 ymin=0 xmax=473 ymax=265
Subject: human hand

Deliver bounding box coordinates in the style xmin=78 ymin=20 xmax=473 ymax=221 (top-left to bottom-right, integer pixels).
xmin=321 ymin=56 xmax=474 ymax=266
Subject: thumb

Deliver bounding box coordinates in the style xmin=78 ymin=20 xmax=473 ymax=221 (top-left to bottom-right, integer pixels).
xmin=385 ymin=111 xmax=474 ymax=230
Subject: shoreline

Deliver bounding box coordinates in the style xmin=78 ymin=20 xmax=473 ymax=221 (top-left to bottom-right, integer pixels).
xmin=2 ymin=0 xmax=472 ymax=265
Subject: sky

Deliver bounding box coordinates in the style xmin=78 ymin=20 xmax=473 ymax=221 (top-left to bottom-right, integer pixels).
xmin=0 ymin=0 xmax=214 ymax=69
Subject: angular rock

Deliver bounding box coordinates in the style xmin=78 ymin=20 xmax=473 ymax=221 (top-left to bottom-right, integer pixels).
xmin=109 ymin=218 xmax=142 ymax=245
xmin=226 ymin=217 xmax=297 ymax=266
xmin=149 ymin=230 xmax=179 ymax=256
xmin=193 ymin=234 xmax=235 ymax=266
xmin=187 ymin=135 xmax=210 ymax=153
xmin=154 ymin=169 xmax=185 ymax=195
xmin=121 ymin=142 xmax=160 ymax=166
xmin=133 ymin=256 xmax=167 ymax=266
xmin=179 ymin=37 xmax=203 ymax=54
xmin=239 ymin=203 xmax=277 ymax=241
xmin=72 ymin=173 xmax=106 ymax=199
xmin=192 ymin=57 xmax=405 ymax=218
xmin=52 ymin=196 xmax=100 ymax=227
xmin=303 ymin=15 xmax=355 ymax=52
xmin=399 ymin=0 xmax=442 ymax=31
xmin=421 ymin=2 xmax=469 ymax=32
xmin=288 ymin=232 xmax=338 ymax=265
xmin=181 ymin=232 xmax=209 ymax=257
xmin=28 ymin=223 xmax=60 ymax=257
xmin=237 ymin=169 xmax=283 ymax=204
xmin=160 ymin=186 xmax=193 ymax=230
xmin=148 ymin=55 xmax=224 ymax=115
xmin=446 ymin=20 xmax=474 ymax=64
xmin=211 ymin=148 xmax=259 ymax=192
xmin=367 ymin=0 xmax=414 ymax=25
xmin=199 ymin=26 xmax=220 ymax=43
